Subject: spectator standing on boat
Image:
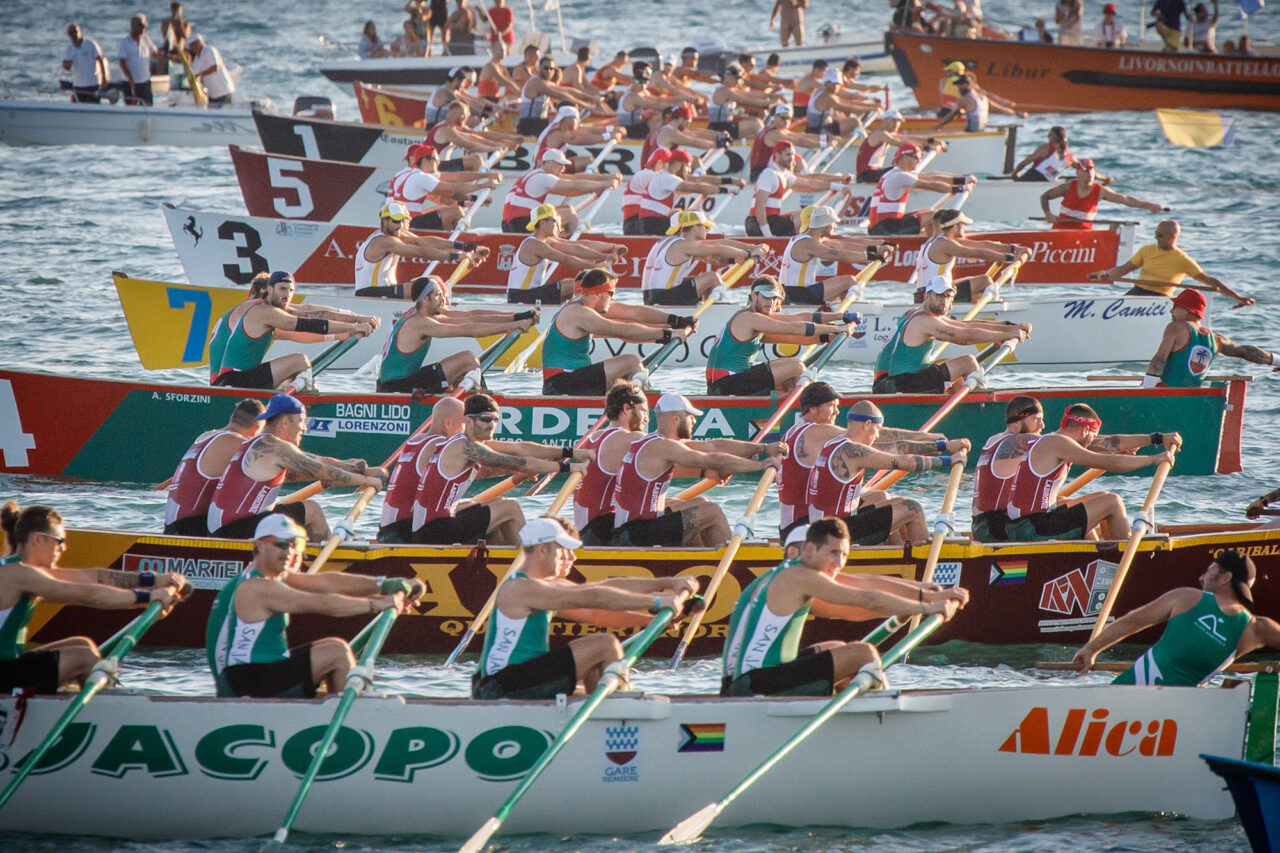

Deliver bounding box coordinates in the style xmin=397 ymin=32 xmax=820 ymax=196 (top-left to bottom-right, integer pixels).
xmin=118 ymin=13 xmax=158 ymax=106
xmin=721 ymin=517 xmax=967 ymax=696
xmin=1055 ymin=0 xmax=1085 ymax=45
xmin=158 ymin=2 xmax=192 ymax=65
xmin=165 ymin=399 xmax=266 ymax=536
xmin=446 ymin=0 xmax=479 ymax=55
xmin=912 ymin=208 xmax=1031 ymax=303
xmin=207 ymin=513 xmax=419 ymax=698
xmin=1088 ymin=220 xmax=1254 ymax=306
xmin=485 ymin=0 xmax=516 ymax=57
xmin=472 ymin=517 xmax=697 ymax=699
xmin=1152 ymin=0 xmax=1190 ymax=51
xmin=932 ymin=75 xmax=1026 ymax=132
xmin=63 ymin=24 xmax=109 ymax=103
xmin=1011 ymin=126 xmax=1075 ymax=182
xmin=185 ymin=34 xmax=235 ymax=105
xmin=1093 ymin=3 xmax=1128 ymax=46
xmin=866 ymin=142 xmax=973 ymax=237
xmin=1142 ymin=289 xmax=1278 ymax=388
xmin=770 ymin=0 xmax=808 ymax=46
xmin=1041 ymin=158 xmax=1166 ymax=228
xmin=359 ymin=21 xmax=390 ymax=59
xmin=1 ymin=503 xmax=188 ymax=696
xmin=1189 ymin=1 xmax=1219 ymax=51
xmin=1072 ymin=549 xmax=1280 ymax=685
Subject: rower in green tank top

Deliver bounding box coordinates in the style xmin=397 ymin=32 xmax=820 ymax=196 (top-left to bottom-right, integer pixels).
xmin=1143 ymin=287 xmax=1278 ymax=390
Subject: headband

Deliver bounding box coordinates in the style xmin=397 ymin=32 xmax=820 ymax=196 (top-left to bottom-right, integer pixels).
xmin=1006 ymin=406 xmax=1043 ymax=424
xmin=1061 ymin=413 xmax=1102 ymax=432
xmin=846 ymin=412 xmax=885 ymax=424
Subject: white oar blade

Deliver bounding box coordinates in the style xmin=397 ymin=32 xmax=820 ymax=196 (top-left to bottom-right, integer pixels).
xmin=458 ymin=817 xmax=501 ymax=853
xmin=658 ymin=802 xmax=722 ymax=845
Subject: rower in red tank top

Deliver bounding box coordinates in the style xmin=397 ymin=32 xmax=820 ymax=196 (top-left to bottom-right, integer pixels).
xmin=805 ymin=436 xmax=866 ymax=519
xmin=411 ymin=433 xmax=478 ymax=528
xmin=207 ymin=434 xmax=286 ymax=533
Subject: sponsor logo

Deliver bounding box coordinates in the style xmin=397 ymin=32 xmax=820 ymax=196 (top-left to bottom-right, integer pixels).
xmin=932 ymin=561 xmax=961 ymax=587
xmin=123 ymin=554 xmax=245 ymax=590
xmin=603 ymin=725 xmax=640 ymax=783
xmin=999 ymin=706 xmax=1177 ymax=757
xmin=183 ymin=215 xmax=203 ymax=246
xmin=1188 ymin=344 xmax=1213 ymax=377
xmin=677 ymin=723 xmax=725 ymax=753
xmin=1037 ymin=559 xmax=1117 ymax=634
xmin=989 ymin=560 xmax=1027 ymax=585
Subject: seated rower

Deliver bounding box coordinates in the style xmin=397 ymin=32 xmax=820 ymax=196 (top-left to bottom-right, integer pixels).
xmin=1088 ymin=219 xmax=1253 ymax=306
xmin=165 ymin=398 xmax=265 ymax=536
xmin=617 ymin=63 xmax=688 ymax=140
xmin=206 ymin=514 xmax=422 ymax=698
xmin=721 ymin=517 xmax=967 ymax=697
xmin=641 ymin=209 xmax=766 ymax=306
xmin=779 ymin=204 xmax=896 ymax=305
xmin=855 ymin=109 xmax=942 ymax=184
xmin=746 ymin=141 xmax=853 ymax=238
xmin=353 ymin=201 xmax=488 ymax=299
xmin=621 ymin=148 xmax=732 ymax=237
xmin=535 ymin=105 xmax=624 ymax=174
xmin=1010 ymin=125 xmax=1076 ymax=182
xmin=516 ymin=54 xmax=601 ymax=136
xmin=872 ymin=275 xmax=1030 ymax=395
xmin=573 ymin=382 xmax=649 ymax=545
xmin=506 ymin=204 xmax=624 ymax=304
xmin=501 ymin=150 xmax=621 ymax=235
xmin=930 ymin=75 xmax=1026 ymax=132
xmin=865 ymin=142 xmax=974 ymax=237
xmin=912 ymin=208 xmax=1031 ymax=303
xmin=1142 ymin=288 xmax=1278 ymax=388
xmin=378 ymin=397 xmax=466 ymax=543
xmin=805 ymin=66 xmax=876 ymax=138
xmin=387 ymin=141 xmax=502 ymax=232
xmin=708 ymin=63 xmax=784 ymax=143
xmin=610 ymin=393 xmax=786 ymax=546
xmin=1005 ymin=403 xmax=1177 ymax=541
xmin=748 ymin=104 xmax=824 ymax=181
xmin=1073 ymin=550 xmax=1280 ymax=685
xmin=471 ymin=517 xmax=697 ymax=699
xmin=1040 ymin=158 xmax=1166 ymax=230
xmin=424 ymin=101 xmax=520 ymax=169
xmin=1 ymin=503 xmax=188 ymax=695
xmin=643 ymin=104 xmax=721 ymax=165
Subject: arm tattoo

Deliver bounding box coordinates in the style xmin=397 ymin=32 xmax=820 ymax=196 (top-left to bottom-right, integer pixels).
xmin=95 ymin=569 xmax=136 ymax=588
xmin=1089 ymin=435 xmax=1123 ymax=451
xmin=877 ymin=440 xmax=937 ymax=455
xmin=464 ymin=441 xmax=531 ymax=472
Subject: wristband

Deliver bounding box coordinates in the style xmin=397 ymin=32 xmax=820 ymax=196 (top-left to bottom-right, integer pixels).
xmin=562 ymin=445 xmax=574 ymax=459
xmin=558 ymin=458 xmax=571 ymax=474
xmin=659 ymin=328 xmax=673 ymax=344
xmin=449 ymin=251 xmax=462 ymax=262
xmin=804 ymin=322 xmax=816 ymax=337
xmin=1004 ymin=253 xmax=1016 ymax=262
xmin=1007 ymin=244 xmax=1015 ymax=253
xmin=1150 ymin=432 xmax=1163 ymax=446
xmin=138 ymin=571 xmax=156 ymax=588
xmin=938 ymin=454 xmax=953 ymax=468
xmin=667 ymin=314 xmax=681 ymax=328
xmin=918 ymin=587 xmax=923 ymax=603
xmin=1141 ymin=374 xmax=1160 ymax=389
xmin=936 ymin=439 xmax=947 ymax=452
xmin=842 ymin=311 xmax=865 ymax=326
xmin=369 ymin=598 xmax=377 ymax=613
xmin=760 ymin=223 xmax=773 ymax=238
xmin=719 ymin=176 xmax=735 ymax=186
xmin=812 ymin=311 xmax=824 ymax=322
xmin=514 ymin=310 xmax=536 ymax=321
xmin=651 ymin=595 xmax=661 ymax=614
xmin=819 ymin=333 xmax=832 ymax=343
xmin=675 ymin=315 xmax=695 ymax=329
xmin=452 ymin=240 xmax=471 ymax=250
xmin=134 ymin=589 xmax=151 ymax=605
xmin=1271 ymin=353 xmax=1278 ymax=366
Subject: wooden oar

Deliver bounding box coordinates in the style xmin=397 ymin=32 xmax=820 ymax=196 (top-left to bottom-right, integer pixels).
xmin=1058 ymin=466 xmax=1105 ymax=499
xmin=1035 ymin=659 xmax=1279 ymax=674
xmin=459 ymin=607 xmax=677 ymax=853
xmin=930 ymin=257 xmax=1023 ymax=360
xmin=444 ymin=548 xmax=526 ymax=666
xmin=795 ymin=259 xmax=884 ymax=362
xmin=0 ymin=600 xmax=166 ymax=811
xmin=281 ymin=335 xmax=362 ymax=395
xmin=272 ymin=608 xmax=398 ymax=844
xmin=909 ymin=459 xmax=965 ymax=631
xmin=452 ymin=149 xmax=507 ymax=234
xmin=669 ymin=466 xmax=777 ymax=668
xmin=658 ymin=613 xmax=946 ymax=846
xmin=638 ymin=257 xmax=755 ymax=383
xmin=1088 ymin=454 xmax=1175 ymax=640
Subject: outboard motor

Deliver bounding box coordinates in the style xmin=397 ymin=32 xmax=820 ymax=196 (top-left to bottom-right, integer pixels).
xmin=293 ymin=96 xmax=336 ymax=120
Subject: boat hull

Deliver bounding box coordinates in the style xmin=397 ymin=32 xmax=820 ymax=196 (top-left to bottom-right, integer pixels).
xmin=1203 ymin=754 xmax=1280 ymax=853
xmin=0 ymin=99 xmax=259 ymax=147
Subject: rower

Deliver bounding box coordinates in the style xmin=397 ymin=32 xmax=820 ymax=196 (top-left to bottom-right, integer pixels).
xmin=720 ymin=516 xmax=967 ymax=697
xmin=779 ymin=204 xmax=895 ymax=305
xmin=424 ymin=67 xmax=492 ymax=128
xmin=1143 ymin=288 xmax=1278 ymax=388
xmin=353 ymin=202 xmax=488 ymax=299
xmin=410 ymin=393 xmax=591 ymax=545
xmin=610 ymin=393 xmax=786 ymax=546
xmin=589 ymin=50 xmax=633 ymax=95
xmin=872 ymin=275 xmax=1030 ymax=395
xmin=670 ymin=46 xmax=720 ymax=88
xmin=705 ymin=275 xmax=855 ymax=395
xmin=932 ymin=72 xmax=1025 ymax=130
xmin=1040 ymin=158 xmax=1166 ymax=230
xmin=165 ymin=398 xmax=265 ymax=536
xmin=805 ymin=400 xmax=968 ymax=546
xmin=913 ymin=208 xmax=1031 ymax=303
xmin=561 ymin=45 xmax=602 ymax=99
xmin=1088 ymin=220 xmax=1254 ymax=307
xmin=500 ymin=149 xmax=621 ymax=235
xmin=1011 ymin=126 xmax=1076 ymax=182
xmin=622 ymin=148 xmax=733 ymax=237
xmin=855 ymin=108 xmax=941 ymax=184
xmin=708 ymin=63 xmax=784 ymax=143
xmin=209 ymin=271 xmax=379 ymax=389
xmin=378 ymin=397 xmax=466 ymax=543
xmin=641 ymin=209 xmax=765 ymax=305
xmin=516 ymin=54 xmax=599 ymax=136
xmin=865 ymin=142 xmax=973 ymax=237
xmin=206 ymin=394 xmax=388 ymax=542
xmin=1005 ymin=403 xmax=1177 ymax=541
xmin=478 ymin=43 xmax=519 ymax=101
xmin=387 ymin=142 xmax=502 ymax=232
xmin=650 ymin=54 xmax=709 ymax=112
xmin=206 ymin=514 xmax=421 ymax=698
xmin=805 ymin=66 xmax=875 ymax=138
xmin=425 ymin=100 xmax=519 ymax=167
xmin=510 ymin=44 xmax=540 ymax=88
xmin=642 ymin=104 xmax=721 ymax=167
xmin=746 ymin=141 xmax=853 ymax=238
xmin=1 ymin=503 xmax=188 ymax=695
xmin=535 ymin=105 xmax=624 ymax=174
xmin=506 ymin=204 xmax=625 ymax=304
xmin=791 ymin=59 xmax=827 ymax=121
xmin=616 ymin=63 xmax=686 ymax=140
xmin=573 ymin=382 xmax=649 ymax=545
xmin=1073 ymin=549 xmax=1280 ymax=685
xmin=471 ymin=517 xmax=697 ymax=699
xmin=542 ymin=267 xmax=695 ymax=395
xmin=749 ymin=105 xmax=824 ymax=181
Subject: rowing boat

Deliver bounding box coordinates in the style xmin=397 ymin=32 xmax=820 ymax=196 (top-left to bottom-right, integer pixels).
xmin=0 ymin=97 xmax=260 ymax=147
xmin=1202 ymin=753 xmax=1280 ymax=852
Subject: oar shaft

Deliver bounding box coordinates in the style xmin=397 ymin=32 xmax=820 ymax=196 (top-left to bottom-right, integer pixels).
xmin=445 ymin=552 xmax=527 ymax=666
xmin=1059 ymin=467 xmax=1106 ymax=499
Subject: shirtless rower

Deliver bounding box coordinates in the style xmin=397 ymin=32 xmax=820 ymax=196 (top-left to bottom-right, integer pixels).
xmin=353 ymin=201 xmax=488 ymax=299
xmin=206 ymin=513 xmax=420 ymax=698
xmin=610 ymin=393 xmax=786 ymax=547
xmin=747 ymin=141 xmax=853 ymax=238
xmin=1040 ymin=158 xmax=1167 ymax=230
xmin=536 ymin=105 xmax=625 ymax=174
xmin=1142 ymin=288 xmax=1278 ymax=388
xmin=866 ymin=142 xmax=974 ymax=237
xmin=501 ymin=149 xmax=621 ymax=235
xmin=855 ymin=108 xmax=941 ymax=184
xmin=206 ymin=395 xmax=388 ymax=541
xmin=641 ymin=209 xmax=765 ymax=305
xmin=650 ymin=54 xmax=709 ymax=111
xmin=779 ymin=204 xmax=895 ymax=304
xmin=912 ymin=208 xmax=1031 ymax=302
xmin=589 ymin=50 xmax=633 ymax=96
xmin=387 ymin=141 xmax=502 ymax=232
xmin=165 ymin=399 xmax=265 ymax=536
xmin=622 ymin=149 xmax=734 ymax=237
xmin=670 ymin=46 xmax=720 ymax=88
xmin=478 ymin=42 xmax=520 ymax=101
xmin=791 ymin=59 xmax=827 ymax=121
xmin=516 ymin=54 xmax=601 ymax=135
xmin=471 ymin=516 xmax=697 ymax=699
xmin=573 ymin=382 xmax=649 ymax=545
xmin=411 ymin=393 xmax=591 ymax=545
xmin=377 ymin=396 xmax=466 ymax=543
xmin=1088 ymin=220 xmax=1254 ymax=307
xmin=506 ymin=204 xmax=625 ymax=304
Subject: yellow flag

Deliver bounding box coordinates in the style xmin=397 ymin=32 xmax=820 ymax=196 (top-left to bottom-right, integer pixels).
xmin=1155 ymin=108 xmax=1236 ymax=148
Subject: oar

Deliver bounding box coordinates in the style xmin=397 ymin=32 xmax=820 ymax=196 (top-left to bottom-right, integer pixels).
xmin=272 ymin=608 xmax=398 ymax=844
xmin=1087 ymin=453 xmax=1175 ymax=640
xmin=929 ymin=258 xmax=1022 ymax=360
xmin=659 ymin=613 xmax=946 ymax=845
xmin=910 ymin=458 xmax=964 ymax=631
xmin=1058 ymin=466 xmax=1105 ymax=499
xmin=693 ymin=146 xmax=725 ymax=177
xmin=0 ymin=600 xmax=166 ymax=811
xmin=797 ymin=259 xmax=884 ymax=362
xmin=669 ymin=466 xmax=776 ymax=668
xmin=453 ymin=149 xmax=508 ymax=234
xmin=1035 ymin=659 xmax=1279 ymax=674
xmin=638 ymin=257 xmax=755 ymax=383
xmin=459 ymin=607 xmax=677 ymax=853
xmin=1111 ymin=276 xmax=1215 ymax=294
xmin=281 ymin=335 xmax=362 ymax=395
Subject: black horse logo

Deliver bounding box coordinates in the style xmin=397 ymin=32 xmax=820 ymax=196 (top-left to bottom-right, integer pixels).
xmin=183 ymin=216 xmax=203 ymax=246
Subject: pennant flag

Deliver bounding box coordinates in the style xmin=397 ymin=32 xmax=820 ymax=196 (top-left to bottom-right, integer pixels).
xmin=1237 ymin=0 xmax=1264 ymax=17
xmin=1155 ymin=108 xmax=1237 ymax=148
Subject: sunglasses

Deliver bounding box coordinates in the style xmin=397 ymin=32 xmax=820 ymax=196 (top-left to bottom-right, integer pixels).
xmin=270 ymin=538 xmax=305 ymax=551
xmin=37 ymin=531 xmax=67 ymax=545
xmin=469 ymin=414 xmax=499 ymax=424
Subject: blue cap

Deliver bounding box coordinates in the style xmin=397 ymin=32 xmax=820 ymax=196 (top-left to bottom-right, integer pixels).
xmin=257 ymin=394 xmax=304 ymax=420
xmin=268 ymin=271 xmax=295 ymax=286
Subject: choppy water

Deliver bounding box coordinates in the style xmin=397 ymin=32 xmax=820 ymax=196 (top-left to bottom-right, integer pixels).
xmin=3 ymin=0 xmax=1280 ymax=849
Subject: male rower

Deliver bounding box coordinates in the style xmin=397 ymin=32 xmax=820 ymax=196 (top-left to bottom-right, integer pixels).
xmin=472 ymin=517 xmax=697 ymax=699
xmin=206 ymin=514 xmax=422 ymax=698
xmin=721 ymin=517 xmax=967 ymax=696
xmin=779 ymin=204 xmax=895 ymax=305
xmin=913 ymin=208 xmax=1031 ymax=303
xmin=872 ymin=275 xmax=1030 ymax=394
xmin=611 ymin=393 xmax=786 ymax=547
xmin=501 ymin=149 xmax=621 ymax=235
xmin=1142 ymin=288 xmax=1278 ymax=388
xmin=387 ymin=141 xmax=502 ymax=232
xmin=165 ymin=398 xmax=265 ymax=536
xmin=378 ymin=396 xmax=466 ymax=543
xmin=622 ymin=148 xmax=731 ymax=237
xmin=353 ymin=201 xmax=488 ymax=299
xmin=641 ymin=209 xmax=766 ymax=305
xmin=866 ymin=142 xmax=974 ymax=237
xmin=708 ymin=63 xmax=783 ymax=143
xmin=535 ymin=105 xmax=624 ymax=174
xmin=1073 ymin=549 xmax=1280 ymax=685
xmin=748 ymin=105 xmax=824 ymax=181
xmin=805 ymin=66 xmax=876 ymax=138
xmin=1005 ymin=403 xmax=1177 ymax=541
xmin=424 ymin=101 xmax=518 ymax=167
xmin=644 ymin=104 xmax=721 ymax=163
xmin=855 ymin=109 xmax=940 ymax=184
xmin=206 ymin=394 xmax=388 ymax=542
xmin=931 ymin=75 xmax=1026 ymax=131
xmin=573 ymin=382 xmax=649 ymax=545
xmin=1088 ymin=220 xmax=1253 ymax=306
xmin=515 ymin=53 xmax=601 ymax=135
xmin=507 ymin=204 xmax=625 ymax=304
xmin=747 ymin=141 xmax=853 ymax=238
xmin=1040 ymin=158 xmax=1167 ymax=229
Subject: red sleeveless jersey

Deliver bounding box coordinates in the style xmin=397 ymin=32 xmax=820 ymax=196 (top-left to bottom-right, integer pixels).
xmin=380 ymin=432 xmax=440 ymax=527
xmin=207 ymin=434 xmax=286 ymax=531
xmin=1053 ymin=181 xmax=1103 ymax=230
xmin=805 ymin=436 xmax=866 ymax=519
xmin=971 ymin=431 xmax=1020 ymax=515
xmin=166 ymin=428 xmax=242 ymax=526
xmin=613 ymin=433 xmax=673 ymax=525
xmin=573 ymin=426 xmax=625 ymax=528
xmin=778 ymin=420 xmax=816 ymax=530
xmin=501 ymin=168 xmax=551 ymax=221
xmin=412 ymin=433 xmax=478 ymax=527
xmin=1006 ymin=436 xmax=1070 ymax=519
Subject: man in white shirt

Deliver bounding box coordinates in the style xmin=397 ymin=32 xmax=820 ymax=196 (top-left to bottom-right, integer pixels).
xmin=186 ymin=33 xmax=235 ymax=104
xmin=118 ymin=13 xmax=159 ymax=106
xmin=63 ymin=24 xmax=109 ymax=103
xmin=1093 ymin=3 xmax=1128 ymax=46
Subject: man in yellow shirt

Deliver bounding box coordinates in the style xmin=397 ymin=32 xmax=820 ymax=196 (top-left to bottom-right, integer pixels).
xmin=1088 ymin=220 xmax=1253 ymax=307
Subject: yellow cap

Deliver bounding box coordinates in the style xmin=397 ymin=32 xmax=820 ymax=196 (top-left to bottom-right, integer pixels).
xmin=527 ymin=202 xmax=560 ymax=231
xmin=944 ymin=61 xmax=966 ymax=75
xmin=665 ymin=209 xmax=714 ymax=235
xmin=380 ymin=201 xmax=411 ymax=221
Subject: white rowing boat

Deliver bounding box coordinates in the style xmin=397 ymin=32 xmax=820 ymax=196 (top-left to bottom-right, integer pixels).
xmin=0 ymin=97 xmax=261 ymax=148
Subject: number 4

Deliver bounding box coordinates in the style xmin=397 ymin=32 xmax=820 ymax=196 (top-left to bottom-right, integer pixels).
xmin=0 ymin=380 xmax=37 ymax=468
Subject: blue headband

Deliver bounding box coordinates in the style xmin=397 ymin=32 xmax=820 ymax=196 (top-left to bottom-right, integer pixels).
xmin=846 ymin=412 xmax=884 ymax=424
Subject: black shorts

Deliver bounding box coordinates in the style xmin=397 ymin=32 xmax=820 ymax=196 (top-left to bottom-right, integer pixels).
xmin=722 ymin=649 xmax=835 ymax=697
xmin=72 ymin=86 xmax=102 ymax=104
xmin=413 ymin=503 xmax=493 ymax=545
xmin=125 ymin=80 xmax=153 ymax=106
xmin=872 ymin=362 xmax=950 ymax=395
xmin=745 ymin=214 xmax=796 ymax=238
xmin=580 ymin=512 xmax=617 ymax=545
xmin=644 ymin=278 xmax=699 ymax=305
xmin=625 ymin=216 xmax=669 ymax=236
xmin=440 ymin=157 xmax=467 ymax=173
xmin=211 ymin=362 xmax=275 ymax=390
xmin=857 ymin=167 xmax=892 ymax=183
xmin=219 ymin=645 xmax=316 ymax=699
xmin=971 ymin=509 xmax=1010 ymax=542
xmin=471 ymin=644 xmax=577 ymax=699
xmin=707 ymin=120 xmax=740 ymax=140
xmin=0 ymin=651 xmax=61 ymax=695
xmin=516 ymin=116 xmax=550 ymax=136
xmin=913 ymin=278 xmax=974 ymax=304
xmin=843 ymin=502 xmax=896 ymax=546
xmin=707 ymin=362 xmax=775 ymax=396
xmin=868 ymin=214 xmax=922 ymax=237
xmin=164 ymin=514 xmax=212 ymax=537
xmin=612 ymin=508 xmax=686 ymax=547
xmin=621 ymin=123 xmax=649 ymax=140
xmin=502 ymin=215 xmax=532 ymax=233
xmin=784 ymin=281 xmax=827 ymax=305
xmin=543 ymin=361 xmax=608 ymax=396
xmin=1006 ymin=503 xmax=1089 ymax=541
xmin=806 ymin=119 xmax=842 ymax=136
xmin=409 ymin=210 xmax=446 ymax=231
xmin=377 ymin=517 xmax=414 ymax=543
xmin=377 ymin=361 xmax=449 ymax=394
xmin=210 ymin=500 xmax=308 ymax=540
xmin=507 ymin=281 xmax=564 ymax=304
xmin=1014 ymin=171 xmax=1051 ymax=182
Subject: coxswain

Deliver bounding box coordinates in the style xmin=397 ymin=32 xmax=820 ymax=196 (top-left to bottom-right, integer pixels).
xmin=912 ymin=208 xmax=1031 ymax=302
xmin=501 ymin=149 xmax=621 ymax=235
xmin=865 ymin=142 xmax=974 ymax=237
xmin=805 ymin=67 xmax=875 ymax=138
xmin=641 ymin=209 xmax=765 ymax=305
xmin=353 ymin=201 xmax=488 ymax=298
xmin=377 ymin=396 xmax=466 ymax=543
xmin=720 ymin=517 xmax=967 ymax=696
xmin=206 ymin=514 xmax=421 ymax=698
xmin=617 ymin=63 xmax=688 ymax=140
xmin=1040 ymin=158 xmax=1167 ymax=229
xmin=535 ymin=105 xmax=624 ymax=173
xmin=164 ymin=398 xmax=266 ymax=536
xmin=708 ymin=63 xmax=783 ymax=143
xmin=748 ymin=104 xmax=824 ymax=182
xmin=872 ymin=275 xmax=1030 ymax=394
xmin=506 ymin=204 xmax=624 ymax=304
xmin=931 ymin=75 xmax=1026 ymax=132
xmin=747 ymin=141 xmax=853 ymax=238
xmin=206 ymin=394 xmax=388 ymax=541
xmin=779 ymin=204 xmax=895 ymax=305
xmin=1 ymin=503 xmax=188 ymax=695
xmin=471 ymin=517 xmax=697 ymax=699
xmin=387 ymin=141 xmax=502 ymax=231
xmin=610 ymin=393 xmax=786 ymax=546
xmin=854 ymin=108 xmax=941 ymax=184
xmin=573 ymin=382 xmax=649 ymax=545
xmin=1011 ymin=125 xmax=1076 ymax=182
xmin=1088 ymin=220 xmax=1253 ymax=306
xmin=622 ymin=148 xmax=734 ymax=237
xmin=516 ymin=54 xmax=601 ymax=136
xmin=1143 ymin=288 xmax=1278 ymax=388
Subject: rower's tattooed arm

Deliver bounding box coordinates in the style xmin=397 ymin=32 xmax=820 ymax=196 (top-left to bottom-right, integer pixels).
xmin=877 ymin=427 xmax=942 ymax=442
xmin=874 ymin=439 xmax=945 ymax=455
xmin=463 ymin=440 xmax=558 ymax=474
xmin=275 ymin=442 xmax=381 ymax=488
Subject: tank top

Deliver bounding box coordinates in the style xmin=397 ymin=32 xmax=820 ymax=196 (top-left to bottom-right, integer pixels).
xmin=423 ymin=121 xmax=455 ymax=161
xmin=501 ymin=168 xmax=553 ymax=221
xmin=778 ymin=234 xmax=816 ymax=288
xmin=533 ymin=120 xmax=562 ymax=163
xmin=506 ymin=236 xmax=549 ymax=293
xmin=518 ymin=78 xmax=547 ymax=119
xmin=622 ymin=169 xmax=655 ymax=219
xmin=806 ymin=435 xmax=866 ymax=518
xmin=641 ymin=235 xmax=692 ymax=293
xmin=378 ymin=311 xmax=432 ymax=383
xmin=354 ymin=230 xmax=399 ymax=291
xmin=387 ymin=166 xmax=442 ymax=215
xmin=207 ymin=434 xmax=286 ymax=532
xmin=412 ymin=433 xmax=478 ymax=526
xmin=755 ymin=164 xmax=792 ymax=215
xmin=479 ymin=572 xmax=551 ymax=675
xmin=964 ymin=91 xmax=990 ymax=133
xmin=166 ymin=428 xmax=242 ymax=525
xmin=708 ymin=90 xmax=735 ymax=124
xmin=216 ymin=306 xmax=274 ymax=377
xmin=706 ymin=308 xmax=765 ymax=381
xmin=1005 ymin=435 xmax=1070 ymax=519
xmin=867 ymin=168 xmax=912 ymax=228
xmin=207 ymin=300 xmax=258 ymax=379
xmin=1160 ymin=324 xmax=1218 ymax=388
xmin=613 ymin=433 xmax=673 ymax=525
xmin=640 ymin=123 xmax=673 ymax=169
xmin=873 ymin=307 xmax=933 ymax=379
xmin=478 ymin=75 xmax=500 ymax=98
xmin=424 ymin=97 xmax=448 ymax=127
xmin=856 ymin=135 xmax=890 ymax=174
xmin=380 ymin=432 xmax=439 ymax=527
xmin=748 ymin=129 xmax=778 ymax=177
xmin=1031 ymin=146 xmax=1072 ymax=180
xmin=1113 ymin=592 xmax=1251 ymax=686
xmin=541 ymin=306 xmax=592 ymax=378
xmin=913 ymin=234 xmax=954 ymax=286
xmin=804 ymin=100 xmax=832 ymax=133
xmin=725 ymin=564 xmax=812 ymax=677
xmin=1054 ymin=180 xmax=1103 ymax=229
xmin=0 ymin=554 xmax=36 ymax=660
xmin=206 ymin=568 xmax=291 ymax=695
xmin=778 ymin=420 xmax=816 ymax=530
xmin=721 ymin=559 xmax=790 ymax=679
xmin=573 ymin=425 xmax=624 ymax=528
xmin=617 ymin=88 xmax=646 ymax=127
xmin=971 ymin=431 xmax=1019 ymax=515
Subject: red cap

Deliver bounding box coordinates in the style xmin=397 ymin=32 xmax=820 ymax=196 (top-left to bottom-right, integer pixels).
xmin=405 ymin=142 xmax=438 ymax=165
xmin=645 ymin=147 xmax=673 ymax=167
xmin=1076 ymin=157 xmax=1095 ymax=170
xmin=1172 ymin=288 xmax=1206 ymax=319
xmin=772 ymin=141 xmax=795 ymax=154
xmin=894 ymin=143 xmax=923 ymax=161
xmin=668 ymin=148 xmax=694 ymax=164
xmin=1103 ymin=3 xmax=1118 ymax=12
xmin=674 ymin=104 xmax=695 ymax=120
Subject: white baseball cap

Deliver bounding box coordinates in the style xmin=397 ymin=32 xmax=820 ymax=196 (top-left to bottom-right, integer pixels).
xmin=882 ymin=108 xmax=903 ymax=120
xmin=783 ymin=524 xmax=810 ymax=549
xmin=254 ymin=513 xmax=306 ymax=542
xmin=654 ymin=393 xmax=703 ymax=416
xmin=554 ymin=105 xmax=580 ymax=122
xmin=519 ymin=517 xmax=583 ymax=549
xmin=772 ymin=103 xmax=792 ymax=117
xmin=821 ymin=67 xmax=842 ymax=85
xmin=923 ymin=274 xmax=957 ymax=295
xmin=539 ymin=149 xmax=572 ymax=165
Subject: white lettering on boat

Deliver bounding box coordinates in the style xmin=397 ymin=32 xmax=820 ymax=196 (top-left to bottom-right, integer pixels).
xmin=0 ymin=379 xmax=37 ymax=467
xmin=164 ymin=392 xmax=211 ymax=404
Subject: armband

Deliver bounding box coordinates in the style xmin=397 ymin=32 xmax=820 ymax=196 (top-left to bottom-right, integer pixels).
xmin=1004 ymin=253 xmax=1016 ymax=262
xmin=558 ymin=458 xmax=571 ymax=474
xmin=137 ymin=572 xmax=156 ymax=588
xmin=936 ymin=439 xmax=948 ymax=452
xmin=1271 ymin=353 xmax=1279 ymax=366
xmin=938 ymin=454 xmax=953 ymax=468
xmin=819 ymin=333 xmax=832 ymax=343
xmin=380 ymin=578 xmax=414 ymax=595
xmin=562 ymin=445 xmax=574 ymax=459
xmin=514 ymin=310 xmax=537 ymax=321
xmin=918 ymin=587 xmax=924 ymax=603
xmin=719 ymin=176 xmax=735 ymax=187
xmin=1150 ymin=432 xmax=1163 ymax=446
xmin=452 ymin=240 xmax=474 ymax=250
xmin=1007 ymin=244 xmax=1015 ymax=253
xmin=294 ymin=317 xmax=329 ymax=334
xmin=134 ymin=589 xmax=151 ymax=605
xmin=804 ymin=322 xmax=817 ymax=337
xmin=667 ymin=314 xmax=681 ymax=328
xmin=659 ymin=328 xmax=673 ymax=344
